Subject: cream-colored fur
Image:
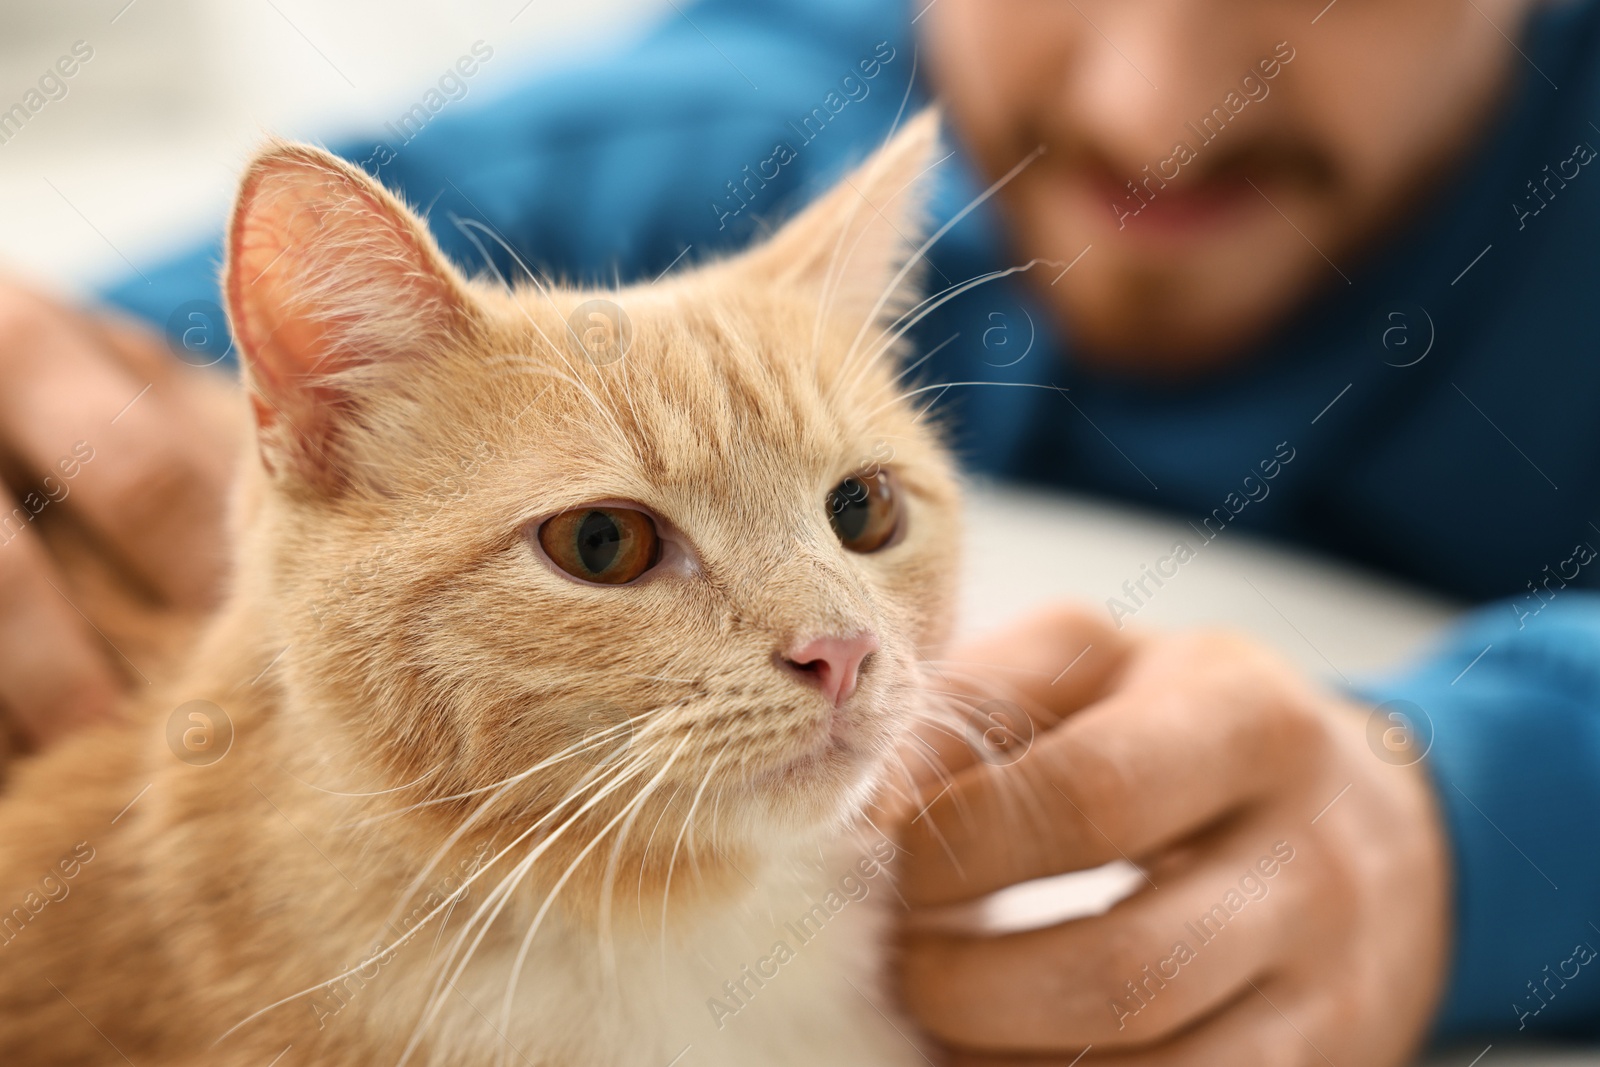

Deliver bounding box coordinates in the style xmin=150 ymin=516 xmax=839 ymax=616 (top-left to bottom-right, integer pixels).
xmin=0 ymin=110 xmax=959 ymax=1066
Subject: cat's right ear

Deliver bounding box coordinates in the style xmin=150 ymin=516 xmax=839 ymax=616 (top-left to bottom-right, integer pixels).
xmin=737 ymin=109 xmax=943 ymax=344
xmin=224 ymin=141 xmax=477 ymax=493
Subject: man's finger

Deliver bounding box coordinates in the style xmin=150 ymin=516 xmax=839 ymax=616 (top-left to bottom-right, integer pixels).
xmin=900 ymin=631 xmax=1324 ymax=906
xmin=905 ymin=605 xmax=1137 ymax=792
xmin=944 ymin=978 xmax=1328 ymax=1066
xmin=901 ymin=821 xmax=1311 ymax=1051
xmin=0 ymin=489 xmax=126 ymax=744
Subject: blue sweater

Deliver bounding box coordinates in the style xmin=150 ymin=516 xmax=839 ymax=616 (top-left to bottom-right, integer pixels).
xmin=103 ymin=0 xmax=1600 ymax=1040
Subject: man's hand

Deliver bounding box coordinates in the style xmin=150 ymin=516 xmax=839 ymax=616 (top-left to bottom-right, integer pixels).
xmin=897 ymin=607 xmax=1451 ymax=1066
xmin=0 ymin=280 xmax=237 ymax=749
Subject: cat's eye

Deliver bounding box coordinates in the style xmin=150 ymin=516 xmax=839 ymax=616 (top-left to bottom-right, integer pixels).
xmin=539 ymin=507 xmax=661 ymax=584
xmin=827 ymin=470 xmax=901 ymax=553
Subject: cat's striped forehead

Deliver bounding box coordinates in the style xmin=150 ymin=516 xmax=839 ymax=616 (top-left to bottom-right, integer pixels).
xmin=489 ymin=280 xmax=933 ymax=506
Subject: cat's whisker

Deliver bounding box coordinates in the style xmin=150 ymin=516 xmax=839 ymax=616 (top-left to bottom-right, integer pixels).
xmin=686 ymin=740 xmax=742 ymax=878
xmin=894 ymin=723 xmax=963 ymax=791
xmin=848 ymin=256 xmax=1066 ymax=407
xmin=424 ymin=742 xmax=674 ymax=1042
xmin=837 ymin=144 xmax=1043 ymax=382
xmin=426 ymin=864 xmax=472 ymax=966
xmin=399 ymin=745 xmax=667 ymax=1067
xmin=883 ymin=742 xmax=972 ymax=878
xmin=594 ymin=770 xmax=663 ymax=995
xmin=909 ymin=676 xmax=1061 ymax=737
xmin=916 ymin=657 xmax=1062 ymax=682
xmin=216 ymin=748 xmax=651 ymax=1050
xmin=849 ymin=257 xmax=1045 ymax=384
xmin=452 ymin=212 xmax=636 ymax=455
xmin=620 ymin=672 xmax=703 ymax=685
xmin=367 ymin=696 xmax=681 ymax=834
xmin=870 ymin=378 xmax=1070 ymax=422
xmin=840 ymin=284 xmax=969 ymax=404
xmin=659 ymin=738 xmax=732 ymax=944
xmin=375 ymin=776 xmax=524 ymax=938
xmin=248 ymin=729 xmax=677 ymax=1048
xmin=809 ymin=144 xmax=904 ymax=371
xmin=452 ymin=214 xmax=637 ymax=449
xmin=379 ymin=707 xmax=692 ymax=937
xmin=812 ymin=48 xmax=921 ymax=372
xmin=854 ymin=815 xmax=912 ymax=912
xmin=596 ymin=728 xmax=701 ymax=973
xmin=494 ymin=735 xmax=691 ymax=1065
xmin=278 ymin=758 xmax=446 ymax=798
xmin=865 ymin=329 xmax=959 ymax=405
xmin=834 ymin=146 xmax=960 ymax=377
xmin=899 ymin=690 xmax=1070 ymax=871
xmin=637 ymin=781 xmax=685 ymax=953
xmin=346 ymin=724 xmax=623 ymax=831
xmin=451 ymin=211 xmax=517 ymax=290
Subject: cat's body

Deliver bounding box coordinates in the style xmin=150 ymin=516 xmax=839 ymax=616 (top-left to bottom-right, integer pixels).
xmin=0 ymin=112 xmax=958 ymax=1065
xmin=0 ymin=705 xmax=917 ymax=1065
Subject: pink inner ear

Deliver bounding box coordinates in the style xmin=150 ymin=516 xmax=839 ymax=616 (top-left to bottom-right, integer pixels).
xmin=225 ymin=146 xmax=465 ymax=478
xmin=231 ymin=162 xmax=357 ymax=421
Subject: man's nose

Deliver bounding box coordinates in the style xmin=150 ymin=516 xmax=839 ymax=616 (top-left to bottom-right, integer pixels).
xmin=781 ymin=632 xmax=880 ymax=708
xmin=1060 ymin=4 xmax=1225 ymax=168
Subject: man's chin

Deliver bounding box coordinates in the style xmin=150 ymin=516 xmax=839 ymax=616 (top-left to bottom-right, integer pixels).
xmin=1040 ymin=244 xmax=1334 ymax=373
xmin=1013 ymin=176 xmax=1344 ymax=370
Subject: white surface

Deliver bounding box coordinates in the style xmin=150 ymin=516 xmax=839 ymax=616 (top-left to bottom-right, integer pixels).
xmin=960 ymin=482 xmax=1592 ymax=1066
xmin=958 ymin=480 xmax=1462 ymax=681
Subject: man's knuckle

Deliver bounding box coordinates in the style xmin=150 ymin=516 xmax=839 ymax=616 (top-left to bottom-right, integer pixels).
xmin=1036 ymin=601 xmax=1112 ymax=641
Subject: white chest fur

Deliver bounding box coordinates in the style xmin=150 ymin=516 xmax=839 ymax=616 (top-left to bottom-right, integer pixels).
xmin=422 ymin=836 xmax=926 ymax=1067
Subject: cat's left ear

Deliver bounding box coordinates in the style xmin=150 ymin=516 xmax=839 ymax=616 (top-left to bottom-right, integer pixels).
xmin=224 ymin=141 xmax=478 ymax=492
xmin=740 ymin=109 xmax=943 ymax=340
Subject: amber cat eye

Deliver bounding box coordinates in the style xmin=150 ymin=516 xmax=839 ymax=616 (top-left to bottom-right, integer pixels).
xmin=827 ymin=470 xmax=900 ymax=553
xmin=539 ymin=507 xmax=661 ymax=584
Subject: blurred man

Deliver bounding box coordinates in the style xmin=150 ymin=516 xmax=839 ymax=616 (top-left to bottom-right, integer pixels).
xmin=3 ymin=0 xmax=1598 ymax=1062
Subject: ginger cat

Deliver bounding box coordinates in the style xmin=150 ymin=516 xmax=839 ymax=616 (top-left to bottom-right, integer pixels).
xmin=0 ymin=111 xmax=960 ymax=1066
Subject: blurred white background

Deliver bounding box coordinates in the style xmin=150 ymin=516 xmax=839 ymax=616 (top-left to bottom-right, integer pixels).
xmin=0 ymin=0 xmax=668 ymax=295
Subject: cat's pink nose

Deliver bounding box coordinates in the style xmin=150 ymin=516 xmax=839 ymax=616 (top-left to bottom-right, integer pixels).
xmin=782 ymin=632 xmax=879 ymax=708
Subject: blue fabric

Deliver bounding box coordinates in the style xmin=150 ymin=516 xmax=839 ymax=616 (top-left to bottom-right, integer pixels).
xmin=1363 ymin=594 xmax=1600 ymax=1039
xmin=99 ymin=0 xmax=1600 ymax=1040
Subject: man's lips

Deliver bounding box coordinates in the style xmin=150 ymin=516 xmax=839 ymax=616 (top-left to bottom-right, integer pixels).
xmin=1087 ymin=167 xmax=1265 ymax=236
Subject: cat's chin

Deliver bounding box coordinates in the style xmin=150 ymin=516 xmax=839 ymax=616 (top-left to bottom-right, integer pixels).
xmin=738 ymin=727 xmax=889 ymax=836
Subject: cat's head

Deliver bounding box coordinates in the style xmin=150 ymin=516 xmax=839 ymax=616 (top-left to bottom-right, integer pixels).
xmin=223 ymin=111 xmax=960 ymax=904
